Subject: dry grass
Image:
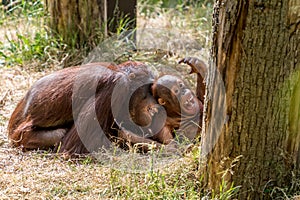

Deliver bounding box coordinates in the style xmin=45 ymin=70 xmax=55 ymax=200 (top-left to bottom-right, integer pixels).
xmin=0 ymin=150 xmax=111 ymax=199
xmin=0 ymin=66 xmax=204 ymax=199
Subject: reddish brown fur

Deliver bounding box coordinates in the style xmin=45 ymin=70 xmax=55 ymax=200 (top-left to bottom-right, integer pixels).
xmin=8 ymin=58 xmax=207 ymax=155
xmin=148 ymin=57 xmax=207 ymax=144
xmin=8 ymin=61 xmax=162 ymax=154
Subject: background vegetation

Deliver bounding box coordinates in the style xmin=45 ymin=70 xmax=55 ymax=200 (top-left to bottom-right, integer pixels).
xmin=0 ymin=0 xmax=213 ymax=69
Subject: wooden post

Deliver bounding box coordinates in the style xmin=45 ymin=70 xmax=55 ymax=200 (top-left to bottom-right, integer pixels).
xmin=107 ymin=0 xmax=137 ymax=33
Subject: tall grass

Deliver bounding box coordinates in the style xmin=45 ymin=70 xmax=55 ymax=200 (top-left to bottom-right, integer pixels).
xmin=0 ymin=0 xmax=94 ymax=69
xmin=0 ymin=0 xmax=66 ymax=69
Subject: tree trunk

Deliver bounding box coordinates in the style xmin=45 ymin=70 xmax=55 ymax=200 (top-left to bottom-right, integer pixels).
xmin=202 ymin=0 xmax=300 ymax=199
xmin=45 ymin=0 xmax=105 ymax=48
xmin=44 ymin=0 xmax=136 ymax=48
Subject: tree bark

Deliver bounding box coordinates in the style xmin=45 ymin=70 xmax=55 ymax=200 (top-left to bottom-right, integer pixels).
xmin=45 ymin=0 xmax=105 ymax=48
xmin=44 ymin=0 xmax=137 ymax=48
xmin=202 ymin=0 xmax=300 ymax=199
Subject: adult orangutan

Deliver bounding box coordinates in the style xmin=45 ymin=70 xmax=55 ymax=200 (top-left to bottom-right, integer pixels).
xmin=8 ymin=61 xmax=164 ymax=154
xmin=8 ymin=57 xmax=207 ymax=155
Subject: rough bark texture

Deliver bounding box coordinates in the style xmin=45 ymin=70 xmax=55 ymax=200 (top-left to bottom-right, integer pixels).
xmin=45 ymin=0 xmax=105 ymax=47
xmin=44 ymin=0 xmax=137 ymax=48
xmin=202 ymin=0 xmax=300 ymax=199
xmin=45 ymin=0 xmax=105 ymax=46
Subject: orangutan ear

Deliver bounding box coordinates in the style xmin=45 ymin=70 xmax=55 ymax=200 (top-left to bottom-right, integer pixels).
xmin=158 ymin=98 xmax=166 ymax=105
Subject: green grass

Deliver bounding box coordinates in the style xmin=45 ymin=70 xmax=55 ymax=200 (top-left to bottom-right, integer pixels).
xmin=0 ymin=0 xmax=85 ymax=69
xmin=0 ymin=1 xmax=57 ymax=68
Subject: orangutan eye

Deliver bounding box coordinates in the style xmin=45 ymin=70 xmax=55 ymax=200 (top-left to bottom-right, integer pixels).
xmin=173 ymin=88 xmax=179 ymax=95
xmin=179 ymin=82 xmax=184 ymax=88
